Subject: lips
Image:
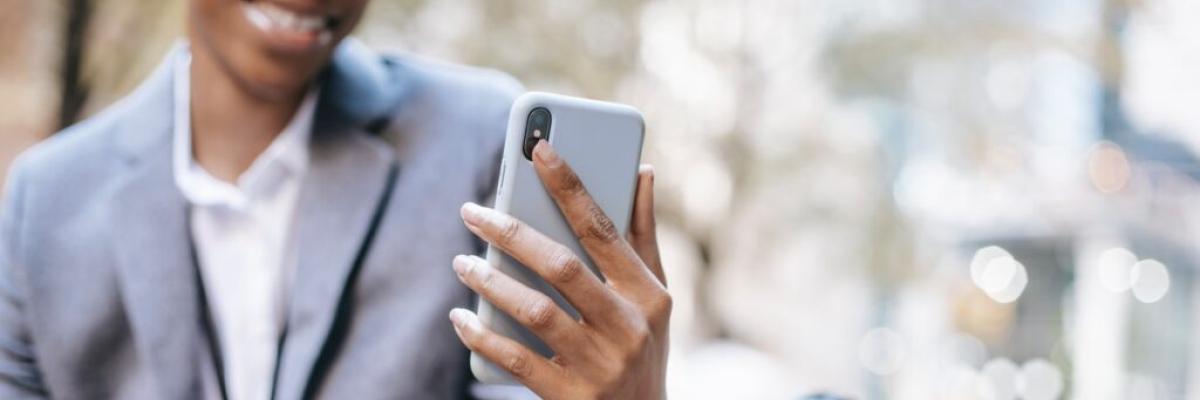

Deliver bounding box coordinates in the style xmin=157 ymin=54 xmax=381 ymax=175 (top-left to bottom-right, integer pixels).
xmin=240 ymin=1 xmax=340 ymax=51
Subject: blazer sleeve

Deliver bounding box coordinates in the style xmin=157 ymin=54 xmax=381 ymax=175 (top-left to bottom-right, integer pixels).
xmin=0 ymin=160 xmax=48 ymax=399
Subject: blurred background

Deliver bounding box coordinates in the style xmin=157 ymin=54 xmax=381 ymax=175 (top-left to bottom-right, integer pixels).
xmin=2 ymin=0 xmax=1199 ymax=398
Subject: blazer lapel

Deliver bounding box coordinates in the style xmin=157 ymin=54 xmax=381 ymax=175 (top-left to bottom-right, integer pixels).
xmin=112 ymin=156 xmax=222 ymax=400
xmin=272 ymin=126 xmax=398 ymax=400
xmin=274 ymin=38 xmax=407 ymax=400
xmin=109 ymin=45 xmax=224 ymax=399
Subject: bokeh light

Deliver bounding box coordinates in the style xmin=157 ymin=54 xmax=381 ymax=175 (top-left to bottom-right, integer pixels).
xmin=978 ymin=358 xmax=1019 ymax=400
xmin=1017 ymin=358 xmax=1064 ymax=400
xmin=858 ymin=327 xmax=907 ymax=376
xmin=942 ymin=364 xmax=981 ymax=399
xmin=1125 ymin=372 xmax=1170 ymax=400
xmin=971 ymin=246 xmax=1013 ymax=290
xmin=1130 ymin=259 xmax=1170 ymax=304
xmin=1087 ymin=142 xmax=1132 ymax=194
xmin=971 ymin=247 xmax=1029 ymax=304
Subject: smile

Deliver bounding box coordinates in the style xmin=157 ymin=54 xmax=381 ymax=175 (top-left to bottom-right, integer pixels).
xmin=241 ymin=1 xmax=340 ymax=49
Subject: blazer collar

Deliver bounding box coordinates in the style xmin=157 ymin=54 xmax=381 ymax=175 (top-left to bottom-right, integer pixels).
xmin=314 ymin=38 xmax=410 ymax=135
xmin=109 ymin=38 xmax=405 ymax=399
xmin=114 ymin=38 xmax=409 ymax=163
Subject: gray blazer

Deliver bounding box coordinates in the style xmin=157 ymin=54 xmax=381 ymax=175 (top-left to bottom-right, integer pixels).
xmin=0 ymin=40 xmax=522 ymax=399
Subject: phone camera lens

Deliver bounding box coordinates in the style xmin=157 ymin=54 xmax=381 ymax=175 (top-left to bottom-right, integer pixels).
xmin=523 ymin=108 xmax=552 ymax=161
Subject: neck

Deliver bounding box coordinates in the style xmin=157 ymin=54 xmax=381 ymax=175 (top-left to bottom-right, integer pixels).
xmin=188 ymin=48 xmax=306 ymax=183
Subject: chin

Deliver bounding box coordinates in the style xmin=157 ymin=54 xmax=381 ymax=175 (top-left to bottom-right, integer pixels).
xmin=190 ymin=0 xmax=366 ymax=101
xmin=235 ymin=49 xmax=330 ymax=101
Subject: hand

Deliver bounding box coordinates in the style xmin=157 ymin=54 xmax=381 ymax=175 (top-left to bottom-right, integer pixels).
xmin=449 ymin=140 xmax=671 ymax=400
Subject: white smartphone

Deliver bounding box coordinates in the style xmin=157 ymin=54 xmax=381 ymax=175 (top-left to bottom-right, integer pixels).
xmin=471 ymin=92 xmax=645 ymax=384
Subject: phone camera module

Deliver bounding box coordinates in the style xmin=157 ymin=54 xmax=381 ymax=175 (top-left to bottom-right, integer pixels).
xmin=523 ymin=107 xmax=552 ymax=161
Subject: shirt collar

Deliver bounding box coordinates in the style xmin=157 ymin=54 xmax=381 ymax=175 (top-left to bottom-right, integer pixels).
xmin=171 ymin=45 xmax=319 ymax=210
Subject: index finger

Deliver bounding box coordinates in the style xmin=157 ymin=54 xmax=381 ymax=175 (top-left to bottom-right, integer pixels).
xmin=530 ymin=141 xmax=660 ymax=292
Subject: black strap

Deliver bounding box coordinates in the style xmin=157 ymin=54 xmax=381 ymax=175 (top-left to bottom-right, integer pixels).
xmin=185 ymin=210 xmax=230 ymax=400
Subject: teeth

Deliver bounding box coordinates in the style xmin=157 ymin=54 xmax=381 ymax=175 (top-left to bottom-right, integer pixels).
xmin=243 ymin=3 xmax=273 ymax=31
xmin=241 ymin=2 xmax=330 ymax=35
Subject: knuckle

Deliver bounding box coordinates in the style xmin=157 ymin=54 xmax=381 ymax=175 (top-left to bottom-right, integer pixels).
xmin=628 ymin=321 xmax=652 ymax=350
xmin=615 ymin=327 xmax=650 ymax=370
xmin=583 ymin=206 xmax=620 ymax=244
xmin=592 ymin=359 xmax=621 ymax=390
xmin=597 ymin=358 xmax=627 ymax=393
xmin=458 ymin=328 xmax=481 ymax=349
xmin=615 ymin=312 xmax=653 ymax=351
xmin=475 ymin=265 xmax=497 ymax=292
xmin=570 ymin=384 xmax=600 ymax=400
xmin=549 ymin=249 xmax=586 ymax=284
xmin=520 ymin=297 xmax=558 ymax=331
xmin=504 ymin=351 xmax=533 ymax=379
xmin=647 ymin=289 xmax=674 ymax=319
xmin=555 ymin=170 xmax=586 ymax=196
xmin=497 ymin=218 xmax=521 ymax=245
xmin=588 ymin=383 xmax=618 ymax=400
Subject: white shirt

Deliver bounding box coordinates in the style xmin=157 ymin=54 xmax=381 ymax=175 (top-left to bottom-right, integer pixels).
xmin=172 ymin=48 xmax=318 ymax=400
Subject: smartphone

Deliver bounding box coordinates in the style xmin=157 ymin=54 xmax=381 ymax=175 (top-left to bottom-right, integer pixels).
xmin=471 ymin=92 xmax=645 ymax=384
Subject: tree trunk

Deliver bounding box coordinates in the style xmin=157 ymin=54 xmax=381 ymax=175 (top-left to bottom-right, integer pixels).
xmin=57 ymin=0 xmax=91 ymax=130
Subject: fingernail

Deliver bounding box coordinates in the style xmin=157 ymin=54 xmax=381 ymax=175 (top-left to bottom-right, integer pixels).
xmin=639 ymin=164 xmax=655 ymax=178
xmin=467 ymin=255 xmax=489 ymax=277
xmin=460 ymin=202 xmax=486 ymax=226
xmin=534 ymin=140 xmax=560 ymax=166
xmin=461 ymin=202 xmax=505 ymax=227
xmin=452 ymin=255 xmax=473 ymax=277
xmin=448 ymin=309 xmax=466 ymax=338
xmin=454 ymin=255 xmax=490 ymax=280
xmin=449 ymin=308 xmax=481 ymax=333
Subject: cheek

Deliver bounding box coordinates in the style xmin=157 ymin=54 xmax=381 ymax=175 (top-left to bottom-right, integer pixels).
xmin=190 ymin=0 xmax=262 ymax=77
xmin=191 ymin=0 xmax=246 ymax=47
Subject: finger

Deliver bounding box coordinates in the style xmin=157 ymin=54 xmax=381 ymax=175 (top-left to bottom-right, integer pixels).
xmin=449 ymin=308 xmax=570 ymax=396
xmin=628 ymin=164 xmax=665 ymax=287
xmin=452 ymin=255 xmax=580 ymax=355
xmin=460 ymin=202 xmax=626 ymax=327
xmin=530 ymin=141 xmax=660 ymax=290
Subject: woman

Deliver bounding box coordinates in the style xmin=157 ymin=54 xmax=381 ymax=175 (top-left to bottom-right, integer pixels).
xmin=0 ymin=0 xmax=670 ymax=398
